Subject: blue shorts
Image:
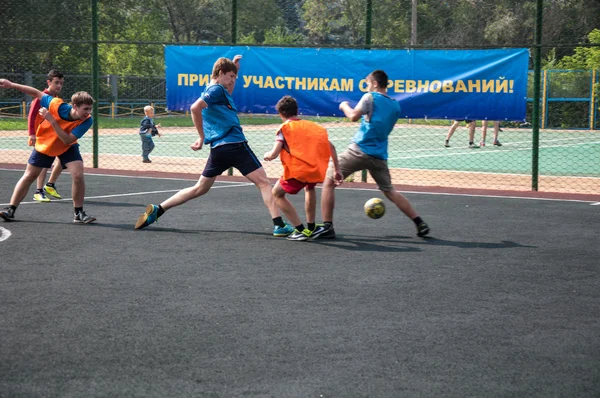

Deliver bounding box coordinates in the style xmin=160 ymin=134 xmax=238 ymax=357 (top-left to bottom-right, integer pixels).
xmin=28 ymin=145 xmax=83 ymax=169
xmin=202 ymin=142 xmax=262 ymax=178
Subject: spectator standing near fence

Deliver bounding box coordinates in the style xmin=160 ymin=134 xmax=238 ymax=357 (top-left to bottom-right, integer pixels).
xmin=134 ymin=55 xmax=293 ymax=236
xmin=139 ymin=105 xmax=161 ymax=163
xmin=480 ymin=120 xmax=502 ymax=147
xmin=316 ymin=69 xmax=430 ymax=239
xmin=444 ymin=119 xmax=479 ymax=148
xmin=28 ymin=70 xmax=65 ymax=201
xmin=0 ymin=78 xmax=96 ymax=223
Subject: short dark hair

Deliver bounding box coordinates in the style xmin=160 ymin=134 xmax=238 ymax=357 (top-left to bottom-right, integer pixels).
xmin=47 ymin=70 xmax=64 ymax=81
xmin=71 ymin=91 xmax=95 ymax=106
xmin=275 ymin=95 xmax=298 ymax=118
xmin=369 ymin=70 xmax=388 ymax=88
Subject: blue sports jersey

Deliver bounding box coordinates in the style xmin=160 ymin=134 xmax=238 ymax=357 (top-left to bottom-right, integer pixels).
xmin=352 ymin=92 xmax=401 ymax=160
xmin=200 ymin=84 xmax=246 ymax=147
xmin=40 ymin=95 xmax=92 ymax=139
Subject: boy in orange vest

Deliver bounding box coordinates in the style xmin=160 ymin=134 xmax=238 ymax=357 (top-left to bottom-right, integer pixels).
xmin=27 ymin=70 xmax=65 ymax=201
xmin=264 ymin=96 xmax=343 ymax=241
xmin=0 ymin=78 xmax=96 ymax=224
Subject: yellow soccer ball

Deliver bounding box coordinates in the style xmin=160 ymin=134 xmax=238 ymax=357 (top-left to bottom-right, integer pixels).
xmin=364 ymin=198 xmax=385 ymax=219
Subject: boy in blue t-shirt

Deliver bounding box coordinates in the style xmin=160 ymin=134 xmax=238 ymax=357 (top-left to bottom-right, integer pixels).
xmin=134 ymin=55 xmax=292 ymax=236
xmin=316 ymin=70 xmax=430 ymax=239
xmin=139 ymin=105 xmax=161 ymax=163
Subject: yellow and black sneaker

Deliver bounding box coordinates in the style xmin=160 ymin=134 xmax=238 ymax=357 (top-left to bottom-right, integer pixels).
xmin=33 ymin=191 xmax=50 ymax=202
xmin=44 ymin=185 xmax=62 ymax=199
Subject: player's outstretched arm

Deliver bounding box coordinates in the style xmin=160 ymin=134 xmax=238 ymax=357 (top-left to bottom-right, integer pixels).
xmin=264 ymin=140 xmax=283 ymax=161
xmin=0 ymin=79 xmax=44 ymax=99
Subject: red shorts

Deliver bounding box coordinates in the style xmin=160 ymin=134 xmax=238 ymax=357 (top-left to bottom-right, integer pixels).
xmin=279 ymin=177 xmax=316 ymax=195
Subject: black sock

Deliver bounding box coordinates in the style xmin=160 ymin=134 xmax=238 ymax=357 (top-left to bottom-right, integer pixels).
xmin=412 ymin=216 xmax=423 ymax=226
xmin=157 ymin=205 xmax=165 ymax=218
xmin=324 ymin=221 xmax=333 ymax=228
xmin=307 ymin=222 xmax=316 ymax=231
xmin=36 ymin=188 xmax=43 ymax=193
xmin=272 ymin=216 xmax=285 ymax=228
xmin=46 ymin=182 xmax=55 ymax=188
xmin=75 ymin=207 xmax=83 ymax=214
xmin=8 ymin=205 xmax=16 ymax=212
xmin=295 ymin=224 xmax=304 ymax=232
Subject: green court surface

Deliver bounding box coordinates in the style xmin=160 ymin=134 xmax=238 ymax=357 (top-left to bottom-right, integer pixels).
xmin=1 ymin=126 xmax=599 ymax=177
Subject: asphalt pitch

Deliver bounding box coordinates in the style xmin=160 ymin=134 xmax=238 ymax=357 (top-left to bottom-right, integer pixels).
xmin=0 ymin=169 xmax=599 ymax=397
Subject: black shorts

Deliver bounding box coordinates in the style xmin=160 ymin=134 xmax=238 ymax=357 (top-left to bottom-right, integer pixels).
xmin=456 ymin=119 xmax=474 ymax=123
xmin=202 ymin=142 xmax=262 ymax=178
xmin=28 ymin=145 xmax=82 ymax=169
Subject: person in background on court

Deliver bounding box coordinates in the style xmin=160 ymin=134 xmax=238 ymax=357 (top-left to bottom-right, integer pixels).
xmin=444 ymin=119 xmax=479 ymax=148
xmin=140 ymin=105 xmax=161 ymax=163
xmin=134 ymin=55 xmax=293 ymax=237
xmin=28 ymin=70 xmax=65 ymax=202
xmin=0 ymin=78 xmax=96 ymax=224
xmin=263 ymin=95 xmax=343 ymax=241
xmin=480 ymin=120 xmax=502 ymax=147
xmin=315 ymin=69 xmax=430 ymax=239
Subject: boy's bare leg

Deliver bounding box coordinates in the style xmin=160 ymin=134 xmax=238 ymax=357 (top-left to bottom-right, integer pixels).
xmin=65 ymin=161 xmax=85 ymax=208
xmin=160 ymin=175 xmax=216 ymax=210
xmin=36 ymin=168 xmax=48 ymax=190
xmin=9 ymin=164 xmax=44 ymax=206
xmin=244 ymin=167 xmax=281 ymax=218
xmin=305 ymin=186 xmax=316 ymax=224
xmin=47 ymin=162 xmax=63 ymax=185
xmin=320 ymin=177 xmax=336 ymax=222
xmin=481 ymin=120 xmax=488 ymax=142
xmin=468 ymin=121 xmax=476 ymax=143
xmin=272 ymin=182 xmax=301 ymax=227
xmin=383 ymin=189 xmax=418 ymax=220
xmin=445 ymin=120 xmax=460 ymax=141
xmin=493 ymin=121 xmax=500 ymax=142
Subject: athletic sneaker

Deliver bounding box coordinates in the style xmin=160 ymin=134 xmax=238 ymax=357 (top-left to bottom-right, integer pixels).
xmin=287 ymin=228 xmax=312 ymax=241
xmin=444 ymin=140 xmax=450 ymax=148
xmin=309 ymin=224 xmax=331 ymax=240
xmin=74 ymin=211 xmax=96 ymax=224
xmin=273 ymin=223 xmax=293 ymax=237
xmin=468 ymin=142 xmax=480 ymax=148
xmin=33 ymin=192 xmax=50 ymax=202
xmin=0 ymin=207 xmax=15 ymax=221
xmin=479 ymin=141 xmax=486 ymax=147
xmin=417 ymin=222 xmax=430 ymax=237
xmin=142 ymin=159 xmax=152 ymax=163
xmin=135 ymin=204 xmax=159 ymax=230
xmin=44 ymin=185 xmax=62 ymax=199
xmin=314 ymin=224 xmax=336 ymax=239
xmin=493 ymin=140 xmax=502 ymax=146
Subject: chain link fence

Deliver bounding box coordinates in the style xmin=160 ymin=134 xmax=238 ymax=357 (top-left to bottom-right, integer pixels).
xmin=1 ymin=0 xmax=598 ymax=194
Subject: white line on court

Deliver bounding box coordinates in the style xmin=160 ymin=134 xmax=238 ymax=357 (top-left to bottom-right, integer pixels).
xmin=0 ymin=182 xmax=254 ymax=206
xmin=0 ymin=227 xmax=11 ymax=242
xmin=591 ymin=202 xmax=600 ymax=206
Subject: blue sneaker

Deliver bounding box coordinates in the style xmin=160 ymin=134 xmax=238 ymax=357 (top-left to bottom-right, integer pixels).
xmin=273 ymin=223 xmax=293 ymax=237
xmin=135 ymin=204 xmax=159 ymax=230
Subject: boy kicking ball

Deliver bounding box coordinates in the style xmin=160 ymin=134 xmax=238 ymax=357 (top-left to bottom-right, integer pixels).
xmin=263 ymin=96 xmax=342 ymax=241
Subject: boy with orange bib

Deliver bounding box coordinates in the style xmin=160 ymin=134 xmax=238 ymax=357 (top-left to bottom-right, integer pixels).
xmin=28 ymin=70 xmax=65 ymax=202
xmin=264 ymin=96 xmax=342 ymax=241
xmin=0 ymin=78 xmax=96 ymax=223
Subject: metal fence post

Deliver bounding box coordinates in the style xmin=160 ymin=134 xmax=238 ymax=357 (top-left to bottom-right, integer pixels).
xmin=531 ymin=0 xmax=543 ymax=191
xmin=92 ymin=0 xmax=100 ymax=169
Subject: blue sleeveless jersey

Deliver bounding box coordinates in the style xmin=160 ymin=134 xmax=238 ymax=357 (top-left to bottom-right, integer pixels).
xmin=352 ymin=92 xmax=401 ymax=160
xmin=200 ymin=84 xmax=246 ymax=147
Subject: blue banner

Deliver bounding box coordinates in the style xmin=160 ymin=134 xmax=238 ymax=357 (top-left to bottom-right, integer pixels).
xmin=166 ymin=46 xmax=529 ymax=121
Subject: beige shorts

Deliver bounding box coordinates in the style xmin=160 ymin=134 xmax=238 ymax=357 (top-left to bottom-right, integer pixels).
xmin=326 ymin=143 xmax=393 ymax=191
